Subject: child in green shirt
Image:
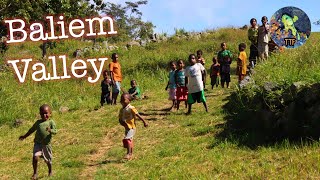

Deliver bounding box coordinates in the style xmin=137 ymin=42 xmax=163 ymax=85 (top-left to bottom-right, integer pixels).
xmin=19 ymin=104 xmax=57 ymax=180
xmin=128 ymin=80 xmax=141 ymax=100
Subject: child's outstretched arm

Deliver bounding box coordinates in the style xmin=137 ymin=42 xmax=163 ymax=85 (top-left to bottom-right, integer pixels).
xmin=19 ymin=123 xmax=37 ymax=140
xmin=136 ymin=114 xmax=148 ymax=127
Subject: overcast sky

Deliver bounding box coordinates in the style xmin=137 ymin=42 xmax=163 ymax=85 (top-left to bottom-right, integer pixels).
xmin=102 ymin=0 xmax=320 ymax=34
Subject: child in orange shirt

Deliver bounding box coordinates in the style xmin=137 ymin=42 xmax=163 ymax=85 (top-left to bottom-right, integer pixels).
xmin=109 ymin=53 xmax=122 ymax=105
xmin=210 ymin=57 xmax=220 ymax=89
xmin=236 ymin=43 xmax=247 ymax=83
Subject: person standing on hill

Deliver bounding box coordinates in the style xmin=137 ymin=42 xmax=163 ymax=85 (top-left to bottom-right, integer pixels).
xmin=258 ymin=16 xmax=270 ymax=60
xmin=100 ymin=70 xmax=112 ymax=106
xmin=217 ymin=42 xmax=232 ymax=88
xmin=248 ymin=18 xmax=258 ymax=68
xmin=175 ymin=60 xmax=188 ymax=110
xmin=210 ymin=57 xmax=220 ymax=89
xmin=236 ymin=43 xmax=248 ymax=83
xmin=109 ymin=53 xmax=122 ymax=105
xmin=19 ymin=104 xmax=57 ymax=180
xmin=119 ymin=93 xmax=148 ymax=160
xmin=165 ymin=61 xmax=177 ymax=110
xmin=196 ymin=50 xmax=207 ymax=90
xmin=185 ymin=54 xmax=208 ymax=115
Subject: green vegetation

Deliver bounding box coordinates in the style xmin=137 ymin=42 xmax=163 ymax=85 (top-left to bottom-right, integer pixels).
xmin=1 ymin=29 xmax=320 ymax=179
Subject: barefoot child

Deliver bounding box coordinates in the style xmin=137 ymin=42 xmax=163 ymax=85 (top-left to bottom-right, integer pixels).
xmin=185 ymin=54 xmax=208 ymax=114
xmin=128 ymin=80 xmax=141 ymax=100
xmin=237 ymin=43 xmax=247 ymax=83
xmin=101 ymin=70 xmax=112 ymax=106
xmin=217 ymin=42 xmax=232 ymax=88
xmin=210 ymin=57 xmax=220 ymax=89
xmin=119 ymin=93 xmax=148 ymax=160
xmin=175 ymin=60 xmax=188 ymax=110
xmin=165 ymin=61 xmax=177 ymax=110
xmin=19 ymin=104 xmax=57 ymax=179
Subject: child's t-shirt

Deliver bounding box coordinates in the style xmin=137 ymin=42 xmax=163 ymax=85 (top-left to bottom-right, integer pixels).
xmin=175 ymin=69 xmax=186 ymax=87
xmin=101 ymin=78 xmax=112 ymax=94
xmin=119 ymin=104 xmax=138 ymax=129
xmin=185 ymin=63 xmax=205 ymax=93
xmin=238 ymin=51 xmax=247 ymax=75
xmin=210 ymin=63 xmax=220 ymax=76
xmin=29 ymin=119 xmax=57 ymax=145
xmin=109 ymin=61 xmax=122 ymax=82
xmin=218 ymin=50 xmax=232 ymax=74
xmin=258 ymin=24 xmax=270 ymax=44
xmin=248 ymin=26 xmax=258 ymax=45
xmin=168 ymin=70 xmax=177 ymax=89
xmin=129 ymin=87 xmax=141 ymax=98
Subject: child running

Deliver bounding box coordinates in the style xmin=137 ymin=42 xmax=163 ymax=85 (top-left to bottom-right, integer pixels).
xmin=165 ymin=61 xmax=177 ymax=110
xmin=101 ymin=70 xmax=112 ymax=106
xmin=237 ymin=43 xmax=248 ymax=83
xmin=217 ymin=42 xmax=233 ymax=88
xmin=210 ymin=57 xmax=220 ymax=89
xmin=119 ymin=93 xmax=148 ymax=160
xmin=128 ymin=80 xmax=141 ymax=100
xmin=19 ymin=104 xmax=57 ymax=180
xmin=175 ymin=60 xmax=188 ymax=110
xmin=185 ymin=54 xmax=208 ymax=114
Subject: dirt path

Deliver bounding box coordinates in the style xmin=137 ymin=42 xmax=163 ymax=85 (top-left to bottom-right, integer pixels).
xmin=79 ymin=126 xmax=118 ymax=179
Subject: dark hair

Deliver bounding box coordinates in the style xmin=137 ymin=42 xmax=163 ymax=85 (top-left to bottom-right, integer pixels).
xmin=169 ymin=61 xmax=176 ymax=66
xmin=40 ymin=104 xmax=51 ymax=112
xmin=188 ymin=54 xmax=196 ymax=61
xmin=131 ymin=79 xmax=136 ymax=84
xmin=111 ymin=53 xmax=117 ymax=60
xmin=177 ymin=59 xmax=184 ymax=64
xmin=212 ymin=57 xmax=217 ymax=62
xmin=221 ymin=42 xmax=226 ymax=47
xmin=261 ymin=16 xmax=268 ymax=22
xmin=250 ymin=18 xmax=257 ymax=24
xmin=239 ymin=43 xmax=246 ymax=49
xmin=196 ymin=50 xmax=203 ymax=55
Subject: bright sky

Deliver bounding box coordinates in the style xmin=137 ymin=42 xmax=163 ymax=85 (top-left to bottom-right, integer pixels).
xmin=104 ymin=0 xmax=320 ymax=34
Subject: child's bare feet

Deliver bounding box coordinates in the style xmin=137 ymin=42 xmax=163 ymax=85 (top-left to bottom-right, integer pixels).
xmin=31 ymin=174 xmax=38 ymax=180
xmin=124 ymin=154 xmax=133 ymax=160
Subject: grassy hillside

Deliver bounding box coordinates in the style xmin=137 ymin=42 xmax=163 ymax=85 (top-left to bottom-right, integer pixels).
xmin=1 ymin=29 xmax=320 ymax=179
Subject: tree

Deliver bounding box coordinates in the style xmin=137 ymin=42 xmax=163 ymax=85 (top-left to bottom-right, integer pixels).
xmin=0 ymin=0 xmax=97 ymax=57
xmin=102 ymin=0 xmax=154 ymax=42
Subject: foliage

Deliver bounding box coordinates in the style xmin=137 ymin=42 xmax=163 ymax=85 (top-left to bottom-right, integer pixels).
xmin=102 ymin=0 xmax=154 ymax=42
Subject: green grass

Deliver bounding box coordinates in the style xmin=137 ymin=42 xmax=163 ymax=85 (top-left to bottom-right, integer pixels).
xmin=1 ymin=29 xmax=320 ymax=179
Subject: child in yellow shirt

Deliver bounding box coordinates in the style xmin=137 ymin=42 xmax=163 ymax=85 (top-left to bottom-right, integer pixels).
xmin=119 ymin=93 xmax=148 ymax=160
xmin=236 ymin=43 xmax=247 ymax=83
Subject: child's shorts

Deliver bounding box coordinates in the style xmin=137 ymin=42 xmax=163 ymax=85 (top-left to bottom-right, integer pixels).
xmin=33 ymin=143 xmax=53 ymax=163
xmin=168 ymin=88 xmax=176 ymax=100
xmin=113 ymin=81 xmax=121 ymax=94
xmin=187 ymin=90 xmax=206 ymax=104
xmin=100 ymin=92 xmax=111 ymax=104
xmin=220 ymin=73 xmax=231 ymax=83
xmin=124 ymin=128 xmax=136 ymax=139
xmin=176 ymin=86 xmax=188 ymax=101
xmin=211 ymin=76 xmax=220 ymax=86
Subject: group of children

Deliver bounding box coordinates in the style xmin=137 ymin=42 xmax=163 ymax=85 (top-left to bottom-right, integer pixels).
xmin=18 ymin=16 xmax=271 ymax=178
xmin=165 ymin=42 xmax=248 ymax=114
xmin=100 ymin=53 xmax=142 ymax=106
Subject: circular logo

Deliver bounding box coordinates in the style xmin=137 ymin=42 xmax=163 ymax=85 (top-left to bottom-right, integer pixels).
xmin=270 ymin=6 xmax=311 ymax=49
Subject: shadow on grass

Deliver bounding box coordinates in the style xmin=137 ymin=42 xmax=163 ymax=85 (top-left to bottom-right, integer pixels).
xmin=88 ymin=159 xmax=124 ymax=167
